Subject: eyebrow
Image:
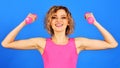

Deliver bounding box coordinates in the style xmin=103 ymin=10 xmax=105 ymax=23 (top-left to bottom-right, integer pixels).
xmin=61 ymin=15 xmax=67 ymax=16
xmin=52 ymin=14 xmax=67 ymax=17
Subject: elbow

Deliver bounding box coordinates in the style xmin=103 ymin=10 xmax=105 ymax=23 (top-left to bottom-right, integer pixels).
xmin=110 ymin=42 xmax=118 ymax=48
xmin=114 ymin=42 xmax=118 ymax=48
xmin=1 ymin=42 xmax=10 ymax=48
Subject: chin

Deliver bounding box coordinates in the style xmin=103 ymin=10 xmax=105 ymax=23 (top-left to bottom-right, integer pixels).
xmin=54 ymin=29 xmax=64 ymax=32
xmin=52 ymin=26 xmax=67 ymax=32
xmin=53 ymin=28 xmax=66 ymax=32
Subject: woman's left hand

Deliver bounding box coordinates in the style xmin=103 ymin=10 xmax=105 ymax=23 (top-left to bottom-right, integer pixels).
xmin=85 ymin=12 xmax=97 ymax=24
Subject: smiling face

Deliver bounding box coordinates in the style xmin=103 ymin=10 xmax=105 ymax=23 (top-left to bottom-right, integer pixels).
xmin=45 ymin=6 xmax=74 ymax=36
xmin=51 ymin=9 xmax=68 ymax=33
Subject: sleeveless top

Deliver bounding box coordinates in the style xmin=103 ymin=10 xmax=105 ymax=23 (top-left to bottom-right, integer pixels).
xmin=42 ymin=38 xmax=78 ymax=68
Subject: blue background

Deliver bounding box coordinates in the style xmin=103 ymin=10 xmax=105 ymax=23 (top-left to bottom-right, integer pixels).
xmin=0 ymin=0 xmax=120 ymax=68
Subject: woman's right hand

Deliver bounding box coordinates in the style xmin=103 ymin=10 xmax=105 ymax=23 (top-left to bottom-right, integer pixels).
xmin=25 ymin=13 xmax=37 ymax=24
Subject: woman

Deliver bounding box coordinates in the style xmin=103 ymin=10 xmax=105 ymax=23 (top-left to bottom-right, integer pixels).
xmin=1 ymin=6 xmax=118 ymax=68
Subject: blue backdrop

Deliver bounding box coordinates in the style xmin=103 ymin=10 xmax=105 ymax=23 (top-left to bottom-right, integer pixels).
xmin=0 ymin=0 xmax=120 ymax=68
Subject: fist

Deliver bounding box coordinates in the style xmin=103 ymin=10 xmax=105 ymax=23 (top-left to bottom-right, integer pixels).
xmin=25 ymin=13 xmax=37 ymax=24
xmin=84 ymin=12 xmax=96 ymax=24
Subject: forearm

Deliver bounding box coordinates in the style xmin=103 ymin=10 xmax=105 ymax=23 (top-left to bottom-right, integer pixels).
xmin=93 ymin=21 xmax=118 ymax=46
xmin=2 ymin=21 xmax=26 ymax=44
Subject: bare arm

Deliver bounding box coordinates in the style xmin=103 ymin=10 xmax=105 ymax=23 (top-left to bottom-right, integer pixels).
xmin=1 ymin=13 xmax=45 ymax=50
xmin=76 ymin=13 xmax=118 ymax=50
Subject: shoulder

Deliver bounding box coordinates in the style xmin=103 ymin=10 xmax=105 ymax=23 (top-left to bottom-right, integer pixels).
xmin=29 ymin=37 xmax=46 ymax=48
xmin=29 ymin=37 xmax=46 ymax=42
xmin=74 ymin=37 xmax=88 ymax=48
xmin=75 ymin=37 xmax=88 ymax=41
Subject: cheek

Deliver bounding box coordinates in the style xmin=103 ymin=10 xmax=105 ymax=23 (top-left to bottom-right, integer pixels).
xmin=64 ymin=20 xmax=69 ymax=25
xmin=51 ymin=20 xmax=55 ymax=25
xmin=50 ymin=21 xmax=55 ymax=28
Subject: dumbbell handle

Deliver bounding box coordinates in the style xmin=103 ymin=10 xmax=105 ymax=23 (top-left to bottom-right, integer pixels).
xmin=25 ymin=14 xmax=37 ymax=24
xmin=85 ymin=12 xmax=94 ymax=24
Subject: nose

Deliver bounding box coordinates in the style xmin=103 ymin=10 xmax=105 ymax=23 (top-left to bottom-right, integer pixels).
xmin=56 ymin=18 xmax=62 ymax=22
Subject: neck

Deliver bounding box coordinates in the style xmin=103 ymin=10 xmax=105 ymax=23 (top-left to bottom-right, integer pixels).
xmin=52 ymin=32 xmax=68 ymax=43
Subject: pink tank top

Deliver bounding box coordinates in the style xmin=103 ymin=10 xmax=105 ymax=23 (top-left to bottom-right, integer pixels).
xmin=42 ymin=38 xmax=78 ymax=68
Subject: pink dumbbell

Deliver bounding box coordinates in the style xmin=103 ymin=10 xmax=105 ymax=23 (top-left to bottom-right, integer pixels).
xmin=85 ymin=12 xmax=94 ymax=24
xmin=25 ymin=14 xmax=37 ymax=24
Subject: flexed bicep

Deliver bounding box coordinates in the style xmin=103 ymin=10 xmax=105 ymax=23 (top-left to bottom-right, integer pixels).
xmin=1 ymin=13 xmax=39 ymax=49
xmin=76 ymin=38 xmax=118 ymax=50
xmin=81 ymin=12 xmax=118 ymax=50
xmin=2 ymin=38 xmax=44 ymax=50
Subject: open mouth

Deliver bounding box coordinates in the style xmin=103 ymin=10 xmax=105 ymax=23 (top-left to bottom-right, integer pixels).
xmin=55 ymin=23 xmax=63 ymax=27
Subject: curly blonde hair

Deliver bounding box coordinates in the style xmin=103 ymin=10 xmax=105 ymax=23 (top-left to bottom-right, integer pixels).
xmin=44 ymin=6 xmax=74 ymax=36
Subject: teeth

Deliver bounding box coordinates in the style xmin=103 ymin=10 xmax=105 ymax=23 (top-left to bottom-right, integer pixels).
xmin=55 ymin=23 xmax=63 ymax=27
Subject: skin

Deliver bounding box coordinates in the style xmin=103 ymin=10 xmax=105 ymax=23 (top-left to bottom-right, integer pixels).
xmin=1 ymin=9 xmax=118 ymax=55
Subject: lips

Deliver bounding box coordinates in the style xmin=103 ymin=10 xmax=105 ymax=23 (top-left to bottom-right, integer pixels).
xmin=55 ymin=23 xmax=63 ymax=27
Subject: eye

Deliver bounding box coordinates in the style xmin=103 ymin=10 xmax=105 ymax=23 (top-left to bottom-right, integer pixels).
xmin=51 ymin=16 xmax=57 ymax=19
xmin=61 ymin=17 xmax=67 ymax=19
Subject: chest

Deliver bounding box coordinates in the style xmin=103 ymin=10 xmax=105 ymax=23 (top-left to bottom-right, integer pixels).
xmin=48 ymin=44 xmax=74 ymax=54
